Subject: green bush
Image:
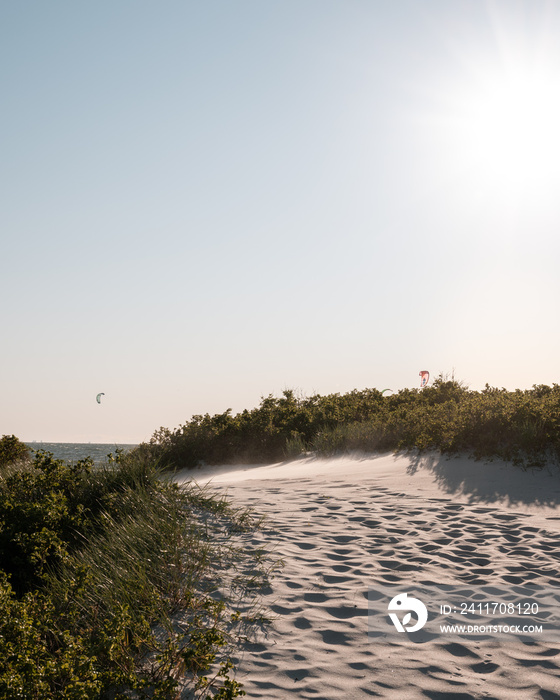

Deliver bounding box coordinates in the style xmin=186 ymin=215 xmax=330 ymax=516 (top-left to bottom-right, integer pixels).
xmin=0 ymin=447 xmax=259 ymax=698
xmin=142 ymin=378 xmax=560 ymax=469
xmin=0 ymin=434 xmax=29 ymax=468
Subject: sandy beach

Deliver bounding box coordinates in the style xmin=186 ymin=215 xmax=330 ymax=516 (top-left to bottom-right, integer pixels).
xmin=178 ymin=452 xmax=560 ymax=699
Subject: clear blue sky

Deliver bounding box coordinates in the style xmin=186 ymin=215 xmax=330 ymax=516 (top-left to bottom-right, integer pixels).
xmin=3 ymin=1 xmax=560 ymax=443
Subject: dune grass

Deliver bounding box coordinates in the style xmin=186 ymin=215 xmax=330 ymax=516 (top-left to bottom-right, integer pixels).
xmin=140 ymin=377 xmax=560 ymax=470
xmin=0 ymin=443 xmax=270 ymax=699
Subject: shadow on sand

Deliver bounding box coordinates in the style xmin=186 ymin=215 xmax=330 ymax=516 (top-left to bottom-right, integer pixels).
xmin=405 ymin=451 xmax=560 ymax=508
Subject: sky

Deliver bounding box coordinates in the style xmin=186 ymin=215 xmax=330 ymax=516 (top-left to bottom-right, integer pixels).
xmin=2 ymin=0 xmax=560 ymax=443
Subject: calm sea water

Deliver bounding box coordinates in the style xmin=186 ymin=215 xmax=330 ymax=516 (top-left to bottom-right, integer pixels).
xmin=25 ymin=443 xmax=139 ymax=465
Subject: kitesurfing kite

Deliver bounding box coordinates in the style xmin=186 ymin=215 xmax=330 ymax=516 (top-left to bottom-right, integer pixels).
xmin=96 ymin=393 xmax=105 ymax=404
xmin=419 ymin=371 xmax=429 ymax=388
xmin=381 ymin=389 xmax=393 ymax=396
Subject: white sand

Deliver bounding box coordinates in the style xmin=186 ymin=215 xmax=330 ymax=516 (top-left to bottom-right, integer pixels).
xmin=177 ymin=452 xmax=560 ymax=699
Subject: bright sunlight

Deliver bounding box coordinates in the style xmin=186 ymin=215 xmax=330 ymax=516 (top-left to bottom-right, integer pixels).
xmin=432 ymin=15 xmax=560 ymax=210
xmin=455 ymin=65 xmax=560 ymax=197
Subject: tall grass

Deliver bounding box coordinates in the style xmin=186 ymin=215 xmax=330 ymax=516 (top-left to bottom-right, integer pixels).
xmin=0 ymin=447 xmax=267 ymax=698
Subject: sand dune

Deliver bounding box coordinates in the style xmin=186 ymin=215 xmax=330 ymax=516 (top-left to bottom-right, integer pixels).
xmin=178 ymin=453 xmax=560 ymax=699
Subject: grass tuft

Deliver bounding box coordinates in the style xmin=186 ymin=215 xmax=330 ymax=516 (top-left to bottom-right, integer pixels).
xmin=0 ymin=448 xmax=270 ymax=698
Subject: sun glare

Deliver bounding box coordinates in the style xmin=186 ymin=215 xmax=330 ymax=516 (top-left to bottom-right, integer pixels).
xmin=431 ymin=15 xmax=560 ymax=209
xmin=456 ymin=68 xmax=560 ymax=193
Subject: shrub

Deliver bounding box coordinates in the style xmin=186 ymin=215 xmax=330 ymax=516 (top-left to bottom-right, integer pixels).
xmin=142 ymin=378 xmax=560 ymax=469
xmin=0 ymin=434 xmax=29 ymax=468
xmin=0 ymin=447 xmax=261 ymax=698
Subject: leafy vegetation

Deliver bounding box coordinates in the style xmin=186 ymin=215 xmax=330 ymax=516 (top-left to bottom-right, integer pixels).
xmin=3 ymin=376 xmax=556 ymax=694
xmin=0 ymin=434 xmax=29 ymax=469
xmin=142 ymin=377 xmax=560 ymax=469
xmin=0 ymin=448 xmax=268 ymax=698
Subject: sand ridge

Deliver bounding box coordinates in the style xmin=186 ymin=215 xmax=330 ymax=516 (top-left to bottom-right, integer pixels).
xmin=179 ymin=453 xmax=560 ymax=699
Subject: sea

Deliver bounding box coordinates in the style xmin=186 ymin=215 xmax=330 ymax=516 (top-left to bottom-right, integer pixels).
xmin=25 ymin=443 xmax=139 ymax=466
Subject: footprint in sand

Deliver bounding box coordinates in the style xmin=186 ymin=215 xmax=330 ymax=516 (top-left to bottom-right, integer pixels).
xmin=293 ymin=616 xmax=312 ymax=629
xmin=442 ymin=642 xmax=481 ymax=658
xmin=322 ymin=574 xmax=355 ymax=584
xmin=420 ymin=543 xmax=439 ymax=552
xmin=378 ymin=559 xmax=418 ymax=572
xmin=325 ymin=605 xmax=367 ymax=620
xmin=303 ymin=592 xmax=329 ymax=602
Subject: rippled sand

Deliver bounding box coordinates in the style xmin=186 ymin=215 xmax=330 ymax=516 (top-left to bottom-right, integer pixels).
xmin=178 ymin=453 xmax=560 ymax=699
